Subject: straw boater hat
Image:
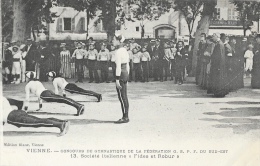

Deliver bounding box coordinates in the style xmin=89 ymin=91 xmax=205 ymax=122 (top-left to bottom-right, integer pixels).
xmin=12 ymin=45 xmax=19 ymax=52
xmin=60 ymin=43 xmax=66 ymax=47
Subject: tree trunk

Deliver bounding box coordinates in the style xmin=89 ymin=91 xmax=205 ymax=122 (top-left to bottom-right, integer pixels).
xmin=107 ymin=0 xmax=116 ymax=42
xmin=12 ymin=0 xmax=27 ymax=43
xmin=191 ymin=1 xmax=216 ymax=76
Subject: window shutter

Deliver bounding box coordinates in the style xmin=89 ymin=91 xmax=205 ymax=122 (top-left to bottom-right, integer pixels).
xmin=57 ymin=18 xmax=63 ymax=32
xmin=71 ymin=17 xmax=75 ymax=32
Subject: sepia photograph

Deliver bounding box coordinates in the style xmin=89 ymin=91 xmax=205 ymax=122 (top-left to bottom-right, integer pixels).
xmin=0 ymin=0 xmax=260 ymax=165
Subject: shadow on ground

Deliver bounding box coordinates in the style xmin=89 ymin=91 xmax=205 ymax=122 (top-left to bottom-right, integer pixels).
xmin=66 ymin=119 xmax=115 ymax=125
xmin=201 ymin=106 xmax=260 ymax=134
xmin=3 ymin=131 xmax=58 ymax=137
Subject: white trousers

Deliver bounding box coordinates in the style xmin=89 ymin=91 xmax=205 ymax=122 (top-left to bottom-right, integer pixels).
xmin=21 ymin=60 xmax=26 ymax=82
xmin=12 ymin=62 xmax=21 ymax=75
xmin=245 ymin=59 xmax=253 ymax=71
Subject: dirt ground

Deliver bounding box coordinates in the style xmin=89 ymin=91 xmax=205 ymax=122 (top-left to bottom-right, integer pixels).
xmin=1 ymin=77 xmax=260 ymax=166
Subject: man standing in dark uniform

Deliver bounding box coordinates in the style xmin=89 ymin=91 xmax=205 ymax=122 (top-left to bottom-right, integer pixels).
xmin=39 ymin=42 xmax=51 ymax=82
xmin=151 ymin=39 xmax=162 ymax=81
xmin=207 ymin=33 xmax=229 ymax=97
xmin=24 ymin=38 xmax=37 ymax=71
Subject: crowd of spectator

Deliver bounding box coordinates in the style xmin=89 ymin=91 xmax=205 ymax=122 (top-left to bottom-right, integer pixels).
xmin=195 ymin=33 xmax=260 ymax=97
xmin=2 ymin=34 xmax=260 ymax=93
xmin=2 ymin=37 xmax=192 ymax=85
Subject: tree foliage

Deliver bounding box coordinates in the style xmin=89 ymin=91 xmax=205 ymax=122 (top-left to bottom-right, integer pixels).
xmin=232 ymin=0 xmax=260 ymax=35
xmin=173 ymin=0 xmax=203 ymax=37
xmin=2 ymin=0 xmax=13 ymax=41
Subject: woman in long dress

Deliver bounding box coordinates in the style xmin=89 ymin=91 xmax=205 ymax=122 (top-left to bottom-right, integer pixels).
xmin=60 ymin=44 xmax=71 ymax=78
xmin=251 ymin=35 xmax=260 ymax=89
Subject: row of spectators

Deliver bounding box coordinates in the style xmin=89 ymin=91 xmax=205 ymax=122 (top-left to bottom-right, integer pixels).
xmin=2 ymin=37 xmax=192 ymax=85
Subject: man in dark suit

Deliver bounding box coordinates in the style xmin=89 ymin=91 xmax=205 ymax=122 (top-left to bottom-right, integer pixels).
xmin=150 ymin=39 xmax=163 ymax=81
xmin=24 ymin=38 xmax=37 ymax=71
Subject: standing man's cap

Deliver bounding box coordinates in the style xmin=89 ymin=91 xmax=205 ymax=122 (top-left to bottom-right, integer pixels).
xmin=155 ymin=39 xmax=160 ymax=42
xmin=11 ymin=40 xmax=16 ymax=43
xmin=27 ymin=38 xmax=32 ymax=41
xmin=150 ymin=39 xmax=156 ymax=43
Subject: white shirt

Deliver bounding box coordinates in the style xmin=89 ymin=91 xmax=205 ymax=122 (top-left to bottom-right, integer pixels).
xmin=244 ymin=50 xmax=254 ymax=59
xmin=110 ymin=50 xmax=116 ymax=62
xmin=13 ymin=51 xmax=22 ymax=61
xmin=53 ymin=77 xmax=69 ymax=95
xmin=98 ymin=49 xmax=110 ymax=61
xmin=133 ymin=52 xmax=142 ymax=63
xmin=2 ymin=96 xmax=14 ymax=123
xmin=141 ymin=52 xmax=151 ymax=61
xmin=87 ymin=49 xmax=98 ymax=60
xmin=115 ymin=47 xmax=130 ymax=76
xmin=25 ymin=81 xmax=46 ymax=108
xmin=169 ymin=48 xmax=177 ymax=59
xmin=72 ymin=48 xmax=85 ymax=59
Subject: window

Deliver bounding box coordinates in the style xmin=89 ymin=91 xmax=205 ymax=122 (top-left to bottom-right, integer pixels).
xmin=215 ymin=8 xmax=220 ymax=20
xmin=63 ymin=18 xmax=72 ymax=31
xmin=228 ymin=8 xmax=237 ymax=20
xmin=136 ymin=26 xmax=139 ymax=32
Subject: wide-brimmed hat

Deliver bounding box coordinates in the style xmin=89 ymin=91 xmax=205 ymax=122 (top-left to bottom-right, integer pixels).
xmin=12 ymin=45 xmax=19 ymax=51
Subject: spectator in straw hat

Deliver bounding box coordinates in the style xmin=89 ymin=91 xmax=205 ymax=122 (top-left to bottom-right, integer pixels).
xmin=72 ymin=42 xmax=86 ymax=83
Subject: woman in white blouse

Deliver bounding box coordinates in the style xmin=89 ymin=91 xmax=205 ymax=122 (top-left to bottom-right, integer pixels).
xmin=112 ymin=34 xmax=130 ymax=123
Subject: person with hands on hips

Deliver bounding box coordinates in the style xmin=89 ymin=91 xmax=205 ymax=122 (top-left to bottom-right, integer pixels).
xmin=112 ymin=34 xmax=130 ymax=124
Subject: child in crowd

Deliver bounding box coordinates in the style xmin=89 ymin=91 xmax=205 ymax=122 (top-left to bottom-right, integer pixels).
xmin=132 ymin=48 xmax=142 ymax=82
xmin=244 ymin=44 xmax=254 ymax=78
xmin=11 ymin=45 xmax=22 ymax=84
xmin=141 ymin=46 xmax=151 ymax=82
xmin=86 ymin=42 xmax=99 ymax=83
xmin=98 ymin=42 xmax=110 ymax=83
